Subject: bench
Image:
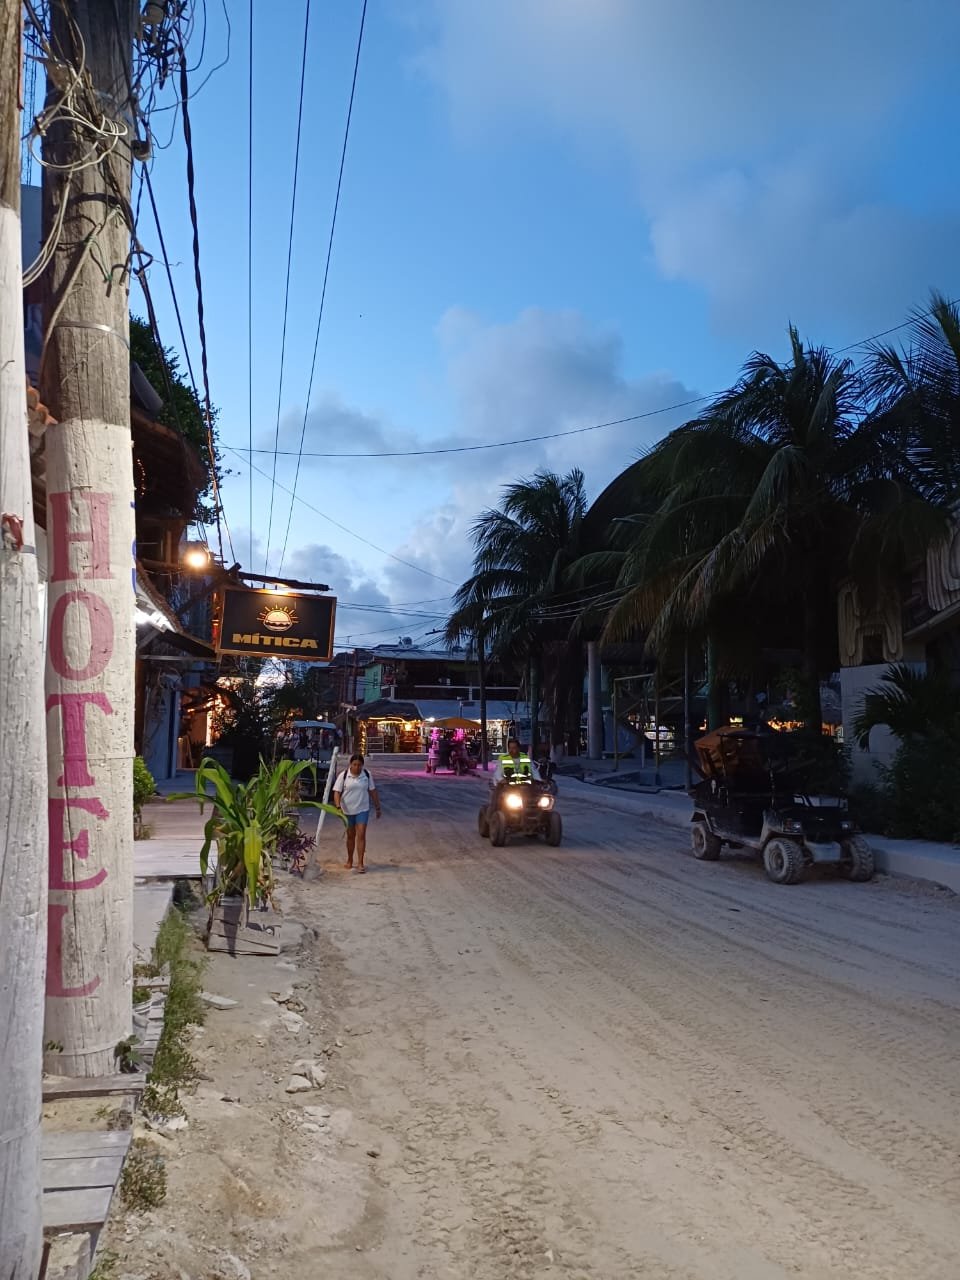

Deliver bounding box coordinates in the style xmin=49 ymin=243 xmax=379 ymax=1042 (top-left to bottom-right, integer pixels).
xmin=42 ymin=1130 xmax=131 ymax=1235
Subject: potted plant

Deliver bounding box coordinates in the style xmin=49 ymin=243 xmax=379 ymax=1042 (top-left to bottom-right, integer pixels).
xmin=170 ymin=757 xmax=344 ymax=937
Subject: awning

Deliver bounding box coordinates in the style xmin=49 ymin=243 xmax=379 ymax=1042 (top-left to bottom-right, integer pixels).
xmin=136 ymin=563 xmax=216 ymax=661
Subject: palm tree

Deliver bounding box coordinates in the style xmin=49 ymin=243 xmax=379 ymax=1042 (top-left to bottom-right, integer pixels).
xmin=865 ymin=291 xmax=960 ymax=512
xmin=853 ymin=663 xmax=960 ymax=746
xmin=586 ymin=327 xmax=935 ymax=732
xmin=448 ymin=469 xmax=589 ymax=755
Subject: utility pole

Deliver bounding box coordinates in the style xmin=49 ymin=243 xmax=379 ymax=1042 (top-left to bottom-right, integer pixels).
xmin=0 ymin=7 xmax=48 ymax=1271
xmin=476 ymin=628 xmax=488 ymax=770
xmin=586 ymin=640 xmax=603 ymax=760
xmin=41 ymin=0 xmax=138 ymax=1076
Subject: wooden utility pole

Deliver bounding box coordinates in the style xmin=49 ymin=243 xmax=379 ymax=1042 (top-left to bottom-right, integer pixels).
xmin=0 ymin=5 xmax=48 ymax=1272
xmin=41 ymin=0 xmax=138 ymax=1076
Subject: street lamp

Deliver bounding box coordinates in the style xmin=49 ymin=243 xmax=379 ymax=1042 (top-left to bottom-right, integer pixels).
xmin=182 ymin=542 xmax=211 ymax=571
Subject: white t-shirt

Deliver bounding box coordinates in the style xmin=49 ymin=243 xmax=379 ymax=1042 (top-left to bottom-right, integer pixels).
xmin=334 ymin=768 xmax=376 ymax=816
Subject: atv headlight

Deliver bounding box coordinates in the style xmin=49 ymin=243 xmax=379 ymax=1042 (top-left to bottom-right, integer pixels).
xmin=841 ymin=820 xmax=855 ymax=832
xmin=505 ymin=792 xmax=524 ymax=810
xmin=537 ymin=794 xmax=553 ymax=809
xmin=779 ymin=818 xmax=804 ymax=834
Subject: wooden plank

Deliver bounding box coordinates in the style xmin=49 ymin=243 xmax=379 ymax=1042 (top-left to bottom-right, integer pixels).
xmin=43 ymin=1131 xmax=131 ymax=1160
xmin=42 ymin=1073 xmax=146 ymax=1102
xmin=206 ymin=924 xmax=281 ymax=956
xmin=43 ymin=1155 xmax=124 ymax=1191
xmin=43 ymin=1186 xmax=113 ymax=1234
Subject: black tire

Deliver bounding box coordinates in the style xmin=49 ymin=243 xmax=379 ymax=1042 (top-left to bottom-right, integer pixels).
xmin=489 ymin=812 xmax=507 ymax=847
xmin=763 ymin=838 xmax=805 ymax=885
xmin=842 ymin=835 xmax=875 ymax=882
xmin=546 ymin=812 xmax=563 ymax=846
xmin=691 ymin=818 xmax=721 ymax=861
xmin=477 ymin=807 xmax=490 ymax=838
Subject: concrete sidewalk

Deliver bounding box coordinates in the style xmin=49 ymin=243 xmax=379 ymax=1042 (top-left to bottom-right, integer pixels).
xmin=558 ymin=775 xmax=960 ymax=893
xmin=133 ymin=771 xmax=207 ymax=960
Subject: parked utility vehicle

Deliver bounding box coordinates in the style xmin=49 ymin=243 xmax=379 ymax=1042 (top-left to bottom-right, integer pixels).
xmin=689 ymin=726 xmax=873 ymax=885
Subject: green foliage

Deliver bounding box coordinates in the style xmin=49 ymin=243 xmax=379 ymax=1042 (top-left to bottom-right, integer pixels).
xmin=132 ymin=985 xmax=152 ymax=1005
xmin=879 ymin=734 xmax=960 ymax=843
xmin=129 ymin=316 xmax=220 ymax=517
xmin=119 ymin=1140 xmax=167 ymax=1212
xmin=140 ymin=910 xmax=206 ymax=1124
xmin=853 ymin=664 xmax=960 ymax=844
xmin=133 ymin=756 xmax=155 ymax=838
xmin=114 ymin=1036 xmax=141 ymax=1073
xmin=848 ymin=781 xmax=893 ymax=835
xmin=88 ymin=1249 xmax=120 ymax=1280
xmin=853 ymin=663 xmax=960 ymax=746
xmin=168 ymin=756 xmax=344 ymax=906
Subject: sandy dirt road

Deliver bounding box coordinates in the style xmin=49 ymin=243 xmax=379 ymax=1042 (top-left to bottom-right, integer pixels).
xmin=300 ymin=761 xmax=960 ymax=1280
xmin=101 ymin=764 xmax=960 ymax=1280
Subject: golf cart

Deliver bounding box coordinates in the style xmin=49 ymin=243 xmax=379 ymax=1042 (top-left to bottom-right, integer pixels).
xmin=478 ymin=773 xmax=563 ymax=847
xmin=280 ymin=720 xmax=338 ymax=796
xmin=688 ymin=726 xmax=874 ymax=885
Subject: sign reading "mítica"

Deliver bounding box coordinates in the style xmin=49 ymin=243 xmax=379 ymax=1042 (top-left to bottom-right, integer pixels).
xmin=218 ymin=586 xmax=336 ymax=662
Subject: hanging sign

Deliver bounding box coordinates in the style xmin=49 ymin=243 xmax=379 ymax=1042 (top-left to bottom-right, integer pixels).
xmin=217 ymin=587 xmax=336 ymax=661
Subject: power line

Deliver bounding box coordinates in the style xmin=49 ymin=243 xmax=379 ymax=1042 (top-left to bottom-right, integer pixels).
xmin=235 ymin=397 xmax=710 ymax=461
xmin=276 ymin=0 xmax=368 ymax=577
xmin=224 ymin=442 xmax=458 ymax=585
xmin=177 ymin=34 xmax=235 ymax=563
xmin=247 ymin=0 xmax=254 ymax=569
xmin=264 ymin=0 xmax=313 ymax=575
xmin=227 ymin=293 xmax=960 ymax=464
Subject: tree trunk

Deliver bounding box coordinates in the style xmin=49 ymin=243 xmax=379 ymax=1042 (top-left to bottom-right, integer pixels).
xmin=477 ymin=632 xmax=488 ymax=770
xmin=0 ymin=6 xmax=48 ymax=1269
xmin=587 ymin=640 xmax=603 ymax=759
xmin=706 ymin=632 xmax=722 ymax=730
xmin=802 ymin=592 xmax=823 ymax=735
xmin=528 ymin=656 xmax=540 ymax=758
xmin=41 ymin=0 xmax=138 ymax=1077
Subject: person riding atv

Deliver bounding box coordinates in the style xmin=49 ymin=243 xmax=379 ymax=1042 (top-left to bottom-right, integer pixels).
xmin=479 ymin=739 xmax=562 ymax=846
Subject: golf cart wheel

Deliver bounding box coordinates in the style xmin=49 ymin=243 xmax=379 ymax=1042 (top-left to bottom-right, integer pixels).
xmin=545 ymin=812 xmax=563 ymax=846
xmin=489 ymin=812 xmax=508 ymax=847
xmin=691 ymin=819 xmax=721 ymax=861
xmin=842 ymin=835 xmax=875 ymax=882
xmin=763 ymin=838 xmax=805 ymax=885
xmin=477 ymin=807 xmax=490 ymax=838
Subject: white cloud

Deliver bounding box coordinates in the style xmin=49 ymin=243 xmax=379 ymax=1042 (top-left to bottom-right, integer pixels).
xmin=244 ymin=306 xmax=700 ymax=619
xmin=417 ymin=0 xmax=960 ymax=334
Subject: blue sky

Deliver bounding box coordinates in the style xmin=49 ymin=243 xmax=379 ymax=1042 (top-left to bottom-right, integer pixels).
xmin=137 ymin=0 xmax=960 ymax=647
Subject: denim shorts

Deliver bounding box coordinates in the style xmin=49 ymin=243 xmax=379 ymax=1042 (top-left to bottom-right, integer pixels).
xmin=345 ymin=811 xmax=370 ymax=828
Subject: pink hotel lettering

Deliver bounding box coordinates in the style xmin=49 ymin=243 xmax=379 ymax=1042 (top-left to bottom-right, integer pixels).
xmin=46 ymin=490 xmax=117 ymax=998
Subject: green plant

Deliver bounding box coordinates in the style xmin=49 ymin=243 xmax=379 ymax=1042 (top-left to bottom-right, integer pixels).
xmin=848 ymin=781 xmax=892 ymax=835
xmin=88 ymin=1249 xmax=120 ymax=1280
xmin=132 ymin=985 xmax=152 ymax=1005
xmin=882 ymin=734 xmax=960 ymax=844
xmin=143 ymin=909 xmax=205 ymax=1107
xmin=169 ymin=756 xmax=344 ymax=906
xmin=142 ymin=1081 xmax=185 ymax=1121
xmin=853 ymin=664 xmax=960 ymax=843
xmin=133 ymin=756 xmax=156 ymax=839
xmin=119 ymin=1141 xmax=167 ymax=1211
xmin=114 ymin=1036 xmax=141 ymax=1074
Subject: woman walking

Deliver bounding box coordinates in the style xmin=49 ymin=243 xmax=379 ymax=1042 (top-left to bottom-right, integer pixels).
xmin=332 ymin=753 xmax=381 ymax=873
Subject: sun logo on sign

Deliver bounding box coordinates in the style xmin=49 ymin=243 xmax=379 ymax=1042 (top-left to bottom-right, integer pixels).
xmin=258 ymin=603 xmax=298 ymax=633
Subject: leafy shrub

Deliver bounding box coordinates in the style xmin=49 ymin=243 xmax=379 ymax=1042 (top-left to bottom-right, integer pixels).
xmin=120 ymin=1140 xmax=167 ymax=1211
xmin=848 ymin=781 xmax=892 ymax=835
xmin=883 ymin=732 xmax=960 ymax=844
xmin=133 ymin=756 xmax=156 ymax=838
